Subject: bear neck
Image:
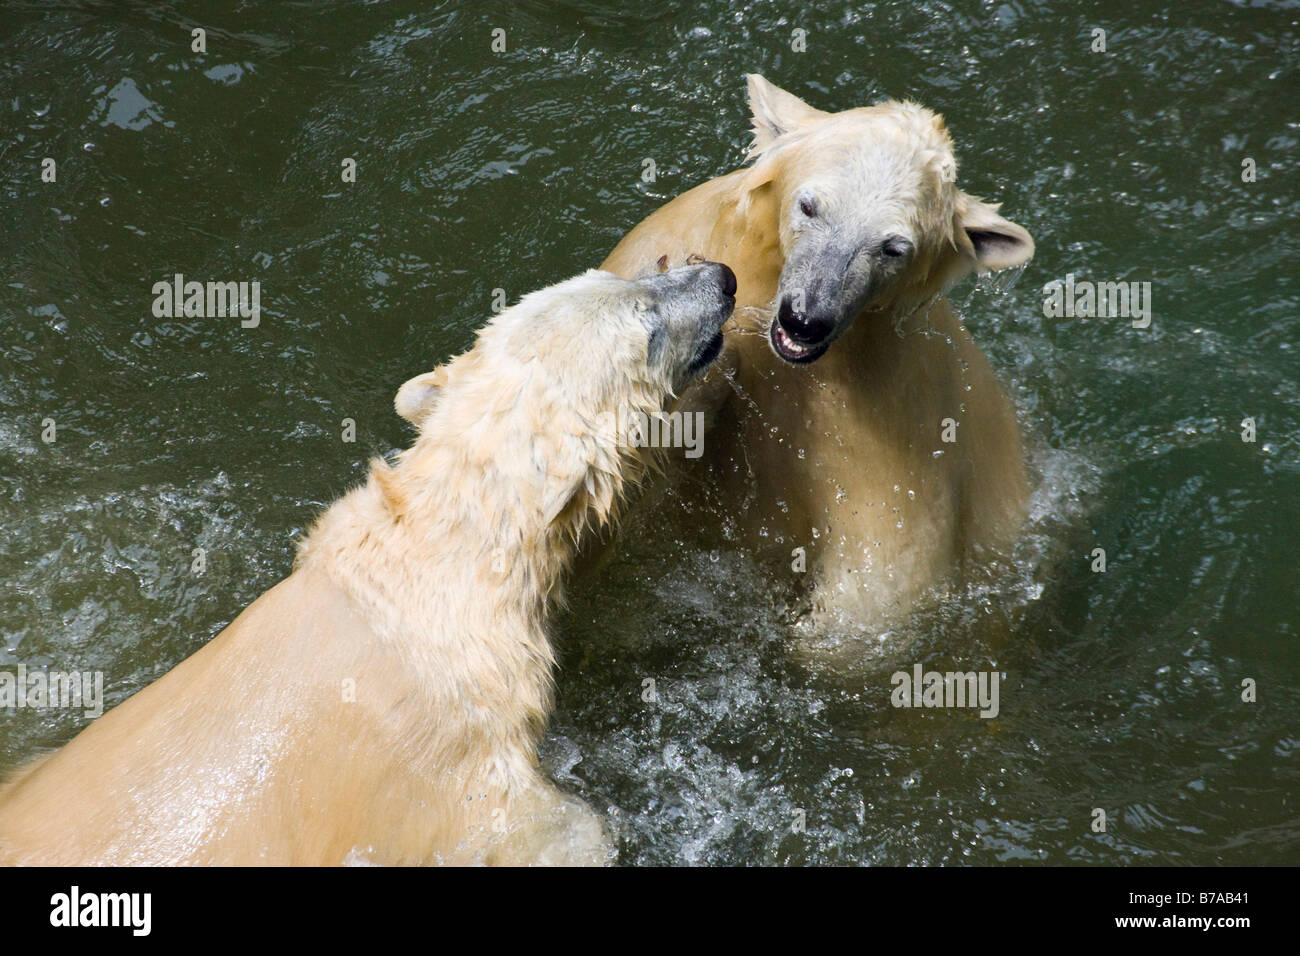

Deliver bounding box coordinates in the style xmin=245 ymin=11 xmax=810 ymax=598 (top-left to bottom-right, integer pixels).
xmin=291 ymin=450 xmax=602 ymax=769
xmin=290 ymin=369 xmax=660 ymax=780
xmin=302 ymin=399 xmax=652 ymax=633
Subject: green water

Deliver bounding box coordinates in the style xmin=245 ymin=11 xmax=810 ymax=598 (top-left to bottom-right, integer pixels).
xmin=1 ymin=0 xmax=1297 ymax=865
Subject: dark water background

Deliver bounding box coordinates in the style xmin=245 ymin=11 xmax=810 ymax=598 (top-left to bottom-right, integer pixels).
xmin=1 ymin=0 xmax=1297 ymax=864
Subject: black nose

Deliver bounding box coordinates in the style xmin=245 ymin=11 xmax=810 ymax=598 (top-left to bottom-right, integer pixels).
xmin=716 ymin=262 xmax=737 ymax=297
xmin=777 ymin=297 xmax=834 ymax=345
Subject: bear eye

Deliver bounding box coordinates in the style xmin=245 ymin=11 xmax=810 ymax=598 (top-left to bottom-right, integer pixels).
xmin=881 ymin=236 xmax=911 ymax=258
xmin=798 ymin=197 xmax=818 ymax=218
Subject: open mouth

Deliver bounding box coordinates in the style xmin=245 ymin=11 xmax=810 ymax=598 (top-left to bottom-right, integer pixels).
xmin=769 ymin=321 xmax=829 ymax=365
xmin=689 ymin=330 xmax=725 ymax=372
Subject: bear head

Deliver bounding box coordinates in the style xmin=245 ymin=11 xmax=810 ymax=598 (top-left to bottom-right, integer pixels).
xmin=741 ymin=74 xmax=1034 ymax=364
xmin=392 ymin=263 xmax=735 ymax=532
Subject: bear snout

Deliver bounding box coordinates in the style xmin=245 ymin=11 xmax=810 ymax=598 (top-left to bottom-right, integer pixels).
xmin=777 ymin=295 xmax=835 ymax=346
xmin=716 ymin=262 xmax=737 ymax=298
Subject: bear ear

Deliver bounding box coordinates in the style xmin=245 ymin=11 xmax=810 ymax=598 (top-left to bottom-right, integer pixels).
xmin=746 ymin=74 xmax=828 ymax=159
xmin=394 ymin=367 xmax=448 ymax=427
xmin=955 ymin=195 xmax=1035 ymax=273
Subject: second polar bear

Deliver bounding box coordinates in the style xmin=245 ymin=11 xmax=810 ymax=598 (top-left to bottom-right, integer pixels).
xmin=0 ymin=262 xmax=737 ymax=866
xmin=601 ymin=75 xmax=1035 ymax=635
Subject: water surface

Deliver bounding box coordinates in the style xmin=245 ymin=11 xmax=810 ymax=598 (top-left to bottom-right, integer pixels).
xmin=1 ymin=0 xmax=1297 ymax=865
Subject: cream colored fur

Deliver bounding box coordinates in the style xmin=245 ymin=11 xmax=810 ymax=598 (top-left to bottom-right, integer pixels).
xmin=600 ymin=75 xmax=1035 ymax=636
xmin=0 ymin=266 xmax=731 ymax=865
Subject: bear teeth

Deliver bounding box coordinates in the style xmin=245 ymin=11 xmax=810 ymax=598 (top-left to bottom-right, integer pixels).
xmin=775 ymin=325 xmax=809 ymax=356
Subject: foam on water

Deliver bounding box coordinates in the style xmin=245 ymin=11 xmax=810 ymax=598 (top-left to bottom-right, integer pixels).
xmin=546 ymin=429 xmax=1105 ymax=864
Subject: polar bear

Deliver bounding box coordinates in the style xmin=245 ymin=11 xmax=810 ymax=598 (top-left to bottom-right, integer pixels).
xmin=0 ymin=262 xmax=736 ymax=866
xmin=600 ymin=75 xmax=1035 ymax=634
